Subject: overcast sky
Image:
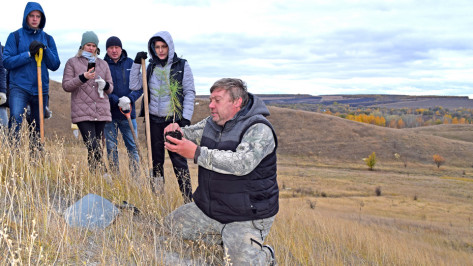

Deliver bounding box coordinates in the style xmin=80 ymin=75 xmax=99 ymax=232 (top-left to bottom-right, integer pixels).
xmin=1 ymin=0 xmax=473 ymax=97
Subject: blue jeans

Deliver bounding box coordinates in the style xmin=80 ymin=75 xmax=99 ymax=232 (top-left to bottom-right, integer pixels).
xmin=0 ymin=107 xmax=8 ymax=127
xmin=8 ymin=87 xmax=49 ymax=134
xmin=105 ymin=118 xmax=140 ymax=174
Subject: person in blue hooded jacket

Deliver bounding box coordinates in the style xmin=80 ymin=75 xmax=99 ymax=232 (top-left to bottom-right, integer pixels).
xmin=103 ymin=36 xmax=143 ymax=175
xmin=3 ymin=2 xmax=61 ymax=144
xmin=0 ymin=43 xmax=8 ymax=127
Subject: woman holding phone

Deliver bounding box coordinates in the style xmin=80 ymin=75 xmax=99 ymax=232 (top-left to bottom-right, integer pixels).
xmin=62 ymin=31 xmax=113 ymax=172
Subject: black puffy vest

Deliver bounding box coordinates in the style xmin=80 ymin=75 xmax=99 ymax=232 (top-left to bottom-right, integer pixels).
xmin=193 ymin=116 xmax=279 ymax=224
xmin=139 ymin=53 xmax=186 ymax=119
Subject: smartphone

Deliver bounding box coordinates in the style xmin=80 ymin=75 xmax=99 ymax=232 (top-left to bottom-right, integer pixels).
xmin=87 ymin=62 xmax=96 ymax=73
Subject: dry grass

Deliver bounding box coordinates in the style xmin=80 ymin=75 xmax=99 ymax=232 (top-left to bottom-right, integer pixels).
xmin=405 ymin=124 xmax=473 ymax=143
xmin=274 ymin=155 xmax=473 ymax=265
xmin=0 ymin=126 xmax=218 ymax=265
xmin=2 ymin=81 xmax=472 ymax=264
xmin=1 ymin=126 xmax=473 ymax=265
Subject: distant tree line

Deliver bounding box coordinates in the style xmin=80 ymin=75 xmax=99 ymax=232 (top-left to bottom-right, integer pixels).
xmin=270 ymin=103 xmax=472 ymax=129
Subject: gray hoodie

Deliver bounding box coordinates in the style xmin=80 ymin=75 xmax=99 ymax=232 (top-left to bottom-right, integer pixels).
xmin=129 ymin=31 xmax=195 ymax=121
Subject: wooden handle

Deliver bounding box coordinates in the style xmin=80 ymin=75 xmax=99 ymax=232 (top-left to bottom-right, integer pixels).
xmin=142 ymin=58 xmax=153 ymax=177
xmin=36 ymin=48 xmax=44 ymax=143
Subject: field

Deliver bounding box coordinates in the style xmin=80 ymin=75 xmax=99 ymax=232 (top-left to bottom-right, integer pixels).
xmin=1 ymin=82 xmax=473 ymax=264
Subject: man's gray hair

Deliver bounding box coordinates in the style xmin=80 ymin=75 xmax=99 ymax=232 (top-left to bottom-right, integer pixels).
xmin=210 ymin=78 xmax=249 ymax=108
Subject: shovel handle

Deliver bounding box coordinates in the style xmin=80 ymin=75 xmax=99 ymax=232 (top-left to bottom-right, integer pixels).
xmin=142 ymin=58 xmax=153 ymax=178
xmin=35 ymin=48 xmax=43 ymax=65
xmin=119 ymin=104 xmax=132 ymax=119
xmin=36 ymin=48 xmax=44 ymax=143
xmin=121 ymin=105 xmax=142 ymax=162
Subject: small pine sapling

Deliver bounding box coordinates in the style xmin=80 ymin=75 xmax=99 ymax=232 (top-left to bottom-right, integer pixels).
xmin=153 ymin=68 xmax=183 ymax=144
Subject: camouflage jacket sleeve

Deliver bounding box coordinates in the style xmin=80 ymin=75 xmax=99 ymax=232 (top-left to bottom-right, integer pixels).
xmin=196 ymin=123 xmax=275 ymax=176
xmin=182 ymin=117 xmax=207 ymax=145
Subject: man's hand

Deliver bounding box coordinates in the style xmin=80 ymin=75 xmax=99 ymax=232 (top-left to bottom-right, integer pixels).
xmin=95 ymin=77 xmax=106 ymax=98
xmin=29 ymin=40 xmax=45 ymax=57
xmin=134 ymin=52 xmax=147 ymax=64
xmin=164 ymin=136 xmax=197 ymax=159
xmin=0 ymin=92 xmax=7 ymax=105
xmin=118 ymin=96 xmax=131 ymax=110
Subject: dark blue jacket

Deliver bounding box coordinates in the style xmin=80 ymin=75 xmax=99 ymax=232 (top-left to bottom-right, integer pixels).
xmin=0 ymin=43 xmax=6 ymax=94
xmin=104 ymin=49 xmax=143 ymax=120
xmin=3 ymin=2 xmax=60 ymax=95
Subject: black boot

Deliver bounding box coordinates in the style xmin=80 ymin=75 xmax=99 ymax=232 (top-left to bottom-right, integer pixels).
xmin=174 ymin=167 xmax=192 ymax=203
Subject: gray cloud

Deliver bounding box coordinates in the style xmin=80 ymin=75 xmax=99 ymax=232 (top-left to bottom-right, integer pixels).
xmin=3 ymin=0 xmax=473 ymax=97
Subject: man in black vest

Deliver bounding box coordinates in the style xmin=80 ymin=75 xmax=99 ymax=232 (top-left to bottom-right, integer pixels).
xmin=164 ymin=78 xmax=278 ymax=265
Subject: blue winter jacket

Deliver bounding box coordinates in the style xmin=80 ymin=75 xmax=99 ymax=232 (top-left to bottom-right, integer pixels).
xmin=0 ymin=43 xmax=6 ymax=94
xmin=3 ymin=2 xmax=61 ymax=95
xmin=104 ymin=49 xmax=143 ymax=120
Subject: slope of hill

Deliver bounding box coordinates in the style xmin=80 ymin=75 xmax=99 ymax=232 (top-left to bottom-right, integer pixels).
xmin=44 ymin=81 xmax=72 ymax=138
xmin=265 ymin=106 xmax=473 ymax=166
xmin=249 ymin=94 xmax=473 ymax=109
xmin=46 ymin=81 xmax=473 ymax=167
xmin=404 ymin=124 xmax=473 ymax=143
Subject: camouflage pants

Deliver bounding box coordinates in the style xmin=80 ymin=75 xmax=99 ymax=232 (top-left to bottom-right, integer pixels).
xmin=164 ymin=202 xmax=275 ymax=265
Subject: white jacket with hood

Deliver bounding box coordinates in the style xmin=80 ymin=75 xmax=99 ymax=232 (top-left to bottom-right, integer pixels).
xmin=130 ymin=31 xmax=195 ymax=121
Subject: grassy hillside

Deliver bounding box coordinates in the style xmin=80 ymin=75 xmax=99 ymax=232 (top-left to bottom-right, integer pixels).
xmin=1 ymin=130 xmax=473 ymax=264
xmin=48 ymin=81 xmax=473 ymax=168
xmin=267 ymin=106 xmax=473 ymax=167
xmin=1 ymin=81 xmax=473 ymax=264
xmin=405 ymin=124 xmax=473 ymax=143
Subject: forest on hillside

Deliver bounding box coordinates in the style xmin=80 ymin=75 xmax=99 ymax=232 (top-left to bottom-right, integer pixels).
xmin=268 ymin=103 xmax=473 ymax=128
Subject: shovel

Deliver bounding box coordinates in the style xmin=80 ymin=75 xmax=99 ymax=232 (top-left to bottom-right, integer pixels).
xmin=141 ymin=59 xmax=164 ymax=193
xmin=141 ymin=59 xmax=153 ymax=178
xmin=35 ymin=48 xmax=44 ymax=143
xmin=120 ymin=104 xmax=141 ymax=157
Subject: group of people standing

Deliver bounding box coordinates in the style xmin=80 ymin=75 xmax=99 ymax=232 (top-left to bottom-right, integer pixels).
xmin=1 ymin=2 xmax=194 ymax=202
xmin=1 ymin=2 xmax=278 ymax=265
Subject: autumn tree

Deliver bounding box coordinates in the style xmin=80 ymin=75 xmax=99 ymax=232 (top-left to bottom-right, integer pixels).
xmin=433 ymin=154 xmax=445 ymax=169
xmin=397 ymin=118 xmax=405 ymax=129
xmin=364 ymin=152 xmax=377 ymax=171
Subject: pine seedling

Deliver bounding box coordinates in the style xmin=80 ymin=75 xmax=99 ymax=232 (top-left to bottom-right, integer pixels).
xmin=152 ymin=68 xmax=184 ymax=143
xmin=152 ymin=68 xmax=183 ymax=123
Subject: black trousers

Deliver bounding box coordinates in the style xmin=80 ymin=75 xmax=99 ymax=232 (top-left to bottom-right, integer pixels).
xmin=150 ymin=120 xmax=189 ymax=177
xmin=150 ymin=119 xmax=192 ymax=201
xmin=77 ymin=121 xmax=106 ymax=172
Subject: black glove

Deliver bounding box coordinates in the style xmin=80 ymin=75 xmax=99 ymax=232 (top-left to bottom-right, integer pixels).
xmin=134 ymin=52 xmax=148 ymax=64
xmin=179 ymin=119 xmax=191 ymax=127
xmin=29 ymin=40 xmax=45 ymax=56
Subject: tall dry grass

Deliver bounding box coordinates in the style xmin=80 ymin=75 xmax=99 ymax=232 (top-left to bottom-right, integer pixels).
xmin=1 ymin=125 xmax=473 ymax=265
xmin=0 ymin=125 xmax=220 ymax=265
xmin=274 ymin=155 xmax=473 ymax=265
